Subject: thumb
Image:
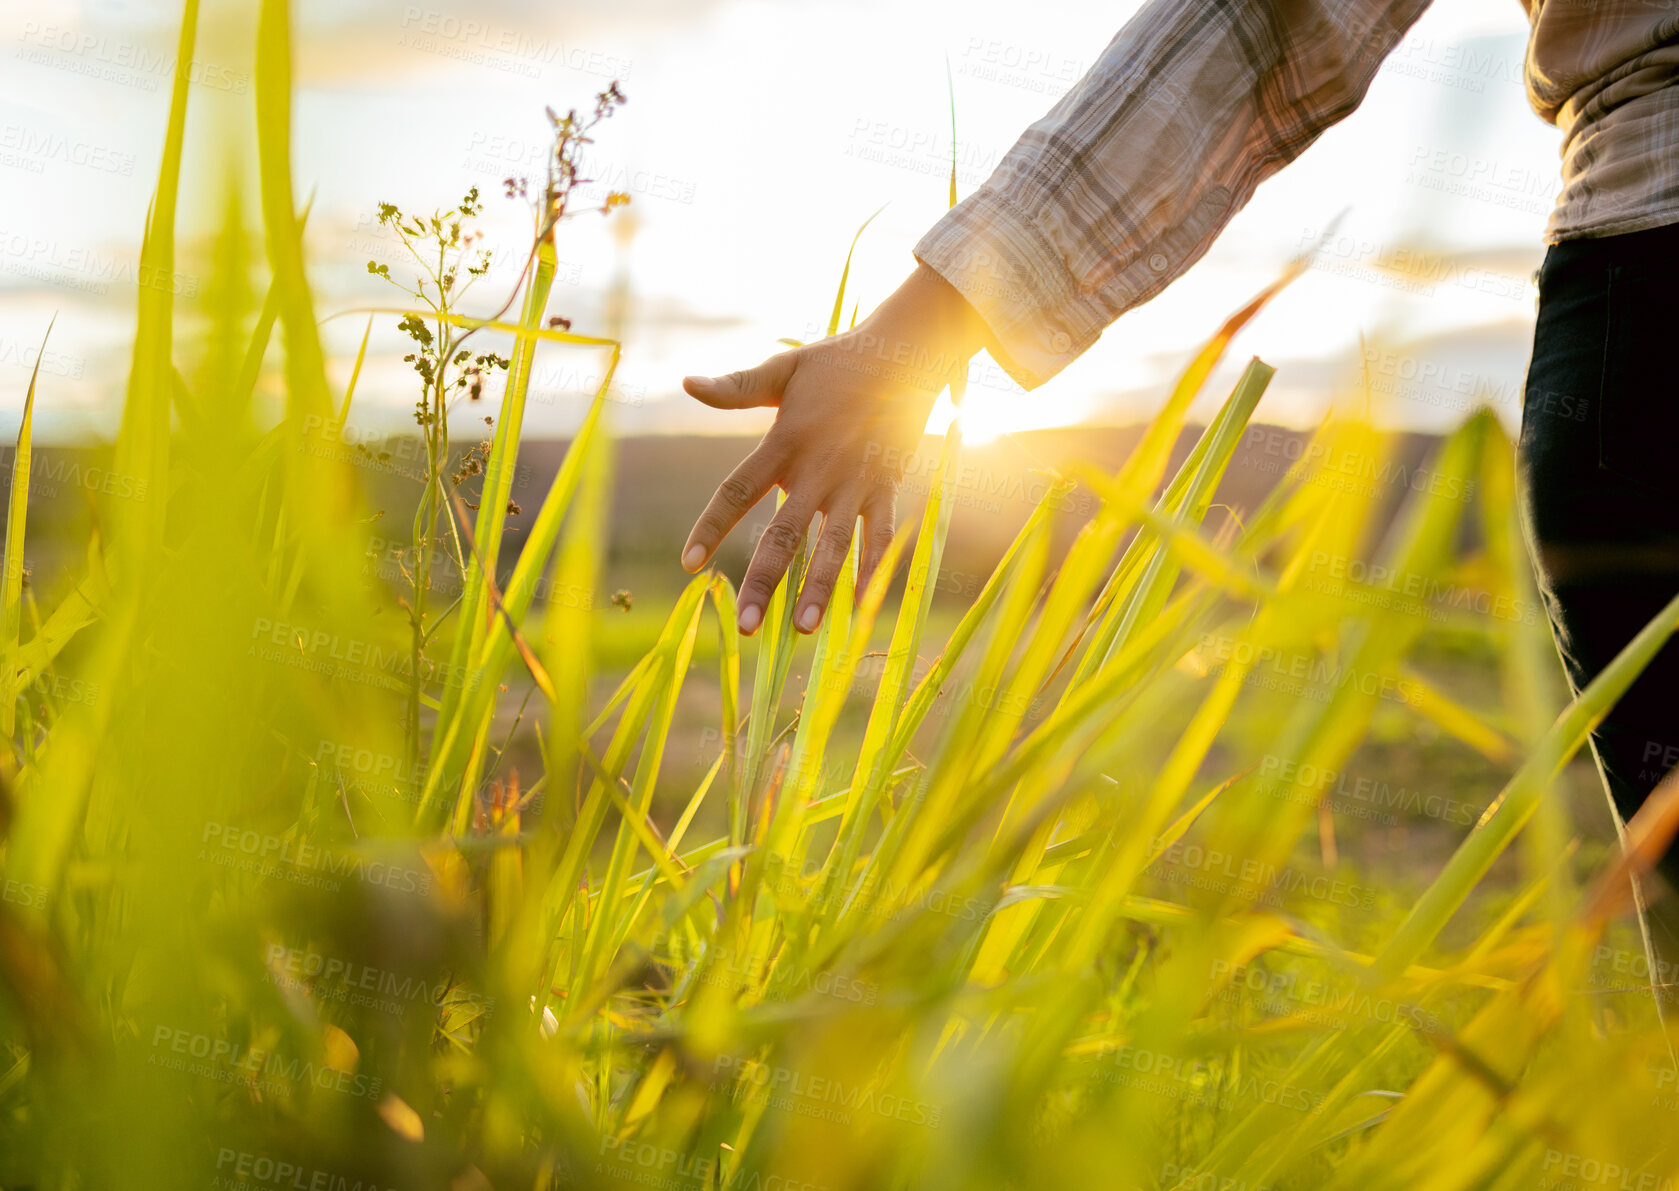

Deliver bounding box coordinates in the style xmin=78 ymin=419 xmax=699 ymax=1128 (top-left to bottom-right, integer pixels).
xmin=683 ymin=351 xmax=796 ymax=410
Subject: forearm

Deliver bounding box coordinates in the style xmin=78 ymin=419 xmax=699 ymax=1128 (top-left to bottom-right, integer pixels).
xmin=918 ymin=0 xmax=1432 ymax=389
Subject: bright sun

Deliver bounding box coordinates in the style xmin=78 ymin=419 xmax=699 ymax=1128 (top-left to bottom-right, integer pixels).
xmin=925 ymin=369 xmax=1095 ymax=445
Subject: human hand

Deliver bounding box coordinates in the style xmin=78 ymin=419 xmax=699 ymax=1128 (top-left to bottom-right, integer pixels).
xmin=679 ymin=263 xmax=988 ymax=636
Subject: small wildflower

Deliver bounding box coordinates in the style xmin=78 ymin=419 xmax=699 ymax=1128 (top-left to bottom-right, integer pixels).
xmin=368 ymin=92 xmax=627 ymax=746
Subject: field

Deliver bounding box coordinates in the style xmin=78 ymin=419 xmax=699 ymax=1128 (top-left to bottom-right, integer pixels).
xmin=2 ymin=4 xmax=1679 ymax=1190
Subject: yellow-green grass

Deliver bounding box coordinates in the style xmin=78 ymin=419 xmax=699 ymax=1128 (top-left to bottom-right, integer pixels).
xmin=1 ymin=3 xmax=1677 ymax=1189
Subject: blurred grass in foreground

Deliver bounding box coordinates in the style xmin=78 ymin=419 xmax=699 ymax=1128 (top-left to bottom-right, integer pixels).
xmin=4 ymin=3 xmax=1679 ymax=1189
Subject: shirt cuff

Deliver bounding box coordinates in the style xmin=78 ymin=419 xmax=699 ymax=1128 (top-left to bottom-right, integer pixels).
xmin=913 ymin=188 xmax=1105 ymax=391
xmin=916 ymin=185 xmax=1231 ymax=391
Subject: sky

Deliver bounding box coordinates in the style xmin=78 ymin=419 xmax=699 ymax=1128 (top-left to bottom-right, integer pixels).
xmin=0 ymin=0 xmax=1558 ymax=444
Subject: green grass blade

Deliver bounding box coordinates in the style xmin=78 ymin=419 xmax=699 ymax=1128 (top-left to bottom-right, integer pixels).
xmin=109 ymin=0 xmax=198 ymax=568
xmin=1374 ymin=583 xmax=1679 ymax=981
xmin=1 ymin=317 xmax=52 ymax=738
xmin=441 ymin=236 xmax=560 ymax=724
xmin=827 ymin=205 xmax=887 ymax=338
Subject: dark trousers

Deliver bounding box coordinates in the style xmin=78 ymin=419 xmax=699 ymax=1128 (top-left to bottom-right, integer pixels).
xmin=1520 ymin=220 xmax=1679 ymax=894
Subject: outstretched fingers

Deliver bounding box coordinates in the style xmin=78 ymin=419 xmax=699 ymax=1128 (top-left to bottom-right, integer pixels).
xmin=794 ymin=495 xmax=864 ymax=634
xmin=736 ymin=495 xmax=819 ymax=636
xmin=856 ymin=487 xmax=900 ymax=598
xmin=682 ymin=444 xmax=783 ymax=573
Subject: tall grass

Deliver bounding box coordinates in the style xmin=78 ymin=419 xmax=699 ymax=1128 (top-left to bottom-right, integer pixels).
xmin=3 ymin=3 xmax=1679 ymax=1188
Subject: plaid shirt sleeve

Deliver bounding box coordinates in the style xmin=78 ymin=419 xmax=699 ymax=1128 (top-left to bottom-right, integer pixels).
xmin=915 ymin=0 xmax=1433 ymax=389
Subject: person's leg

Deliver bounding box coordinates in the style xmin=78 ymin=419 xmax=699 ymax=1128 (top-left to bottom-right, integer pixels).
xmin=1518 ymin=221 xmax=1679 ymax=902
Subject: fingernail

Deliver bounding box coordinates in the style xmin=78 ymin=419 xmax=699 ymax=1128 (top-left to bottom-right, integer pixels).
xmin=797 ymin=604 xmax=821 ymax=632
xmin=684 ymin=375 xmax=712 ymax=388
xmin=681 ymin=543 xmax=706 ymax=571
xmin=738 ymin=603 xmax=762 ymax=634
